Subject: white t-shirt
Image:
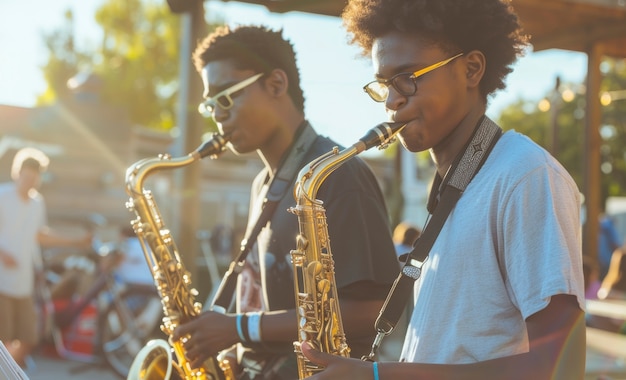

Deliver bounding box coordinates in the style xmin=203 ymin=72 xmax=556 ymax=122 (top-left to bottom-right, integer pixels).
xmin=0 ymin=183 xmax=46 ymax=298
xmin=115 ymin=237 xmax=155 ymax=285
xmin=400 ymin=130 xmax=585 ymax=364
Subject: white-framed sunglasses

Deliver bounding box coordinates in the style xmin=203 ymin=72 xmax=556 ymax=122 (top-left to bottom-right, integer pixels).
xmin=198 ymin=73 xmax=264 ymax=117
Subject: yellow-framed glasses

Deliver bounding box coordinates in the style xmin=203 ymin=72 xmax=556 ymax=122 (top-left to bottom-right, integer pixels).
xmin=363 ymin=53 xmax=464 ymax=102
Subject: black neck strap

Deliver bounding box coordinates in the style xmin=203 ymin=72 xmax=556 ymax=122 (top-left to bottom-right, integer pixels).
xmin=364 ymin=116 xmax=503 ymax=360
xmin=210 ymin=121 xmax=318 ymax=310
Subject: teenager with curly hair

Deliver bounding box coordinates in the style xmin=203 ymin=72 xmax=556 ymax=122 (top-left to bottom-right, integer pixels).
xmin=301 ymin=1 xmax=586 ymax=379
xmin=171 ymin=25 xmax=400 ymax=379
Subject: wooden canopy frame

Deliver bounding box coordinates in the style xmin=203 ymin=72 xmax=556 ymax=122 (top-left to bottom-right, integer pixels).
xmin=214 ymin=0 xmax=626 ymax=260
xmin=220 ymin=0 xmax=626 ymax=57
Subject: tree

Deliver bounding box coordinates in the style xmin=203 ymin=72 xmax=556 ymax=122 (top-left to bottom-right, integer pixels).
xmin=37 ymin=10 xmax=92 ymax=104
xmin=94 ymin=0 xmax=181 ymax=130
xmin=496 ymin=57 xmax=626 ymax=204
xmin=598 ymin=59 xmax=626 ymax=201
xmin=38 ymin=0 xmax=221 ymax=132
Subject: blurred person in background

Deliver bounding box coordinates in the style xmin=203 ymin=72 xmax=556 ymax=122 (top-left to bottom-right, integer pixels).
xmin=587 ymin=248 xmax=626 ymax=334
xmin=392 ymin=221 xmax=421 ymax=263
xmin=598 ymin=210 xmax=623 ymax=280
xmin=598 ymin=245 xmax=626 ymax=302
xmin=0 ymin=147 xmax=92 ymax=369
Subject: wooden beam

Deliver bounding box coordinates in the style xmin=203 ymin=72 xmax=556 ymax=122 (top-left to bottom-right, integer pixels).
xmin=221 ymin=0 xmax=626 ymax=57
xmin=602 ymin=37 xmax=626 ymax=58
xmin=530 ymin=20 xmax=626 ymax=52
xmin=221 ymin=0 xmax=346 ymax=16
xmin=515 ymin=0 xmax=626 ymax=18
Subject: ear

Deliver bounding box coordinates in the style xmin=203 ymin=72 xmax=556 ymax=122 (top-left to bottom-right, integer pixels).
xmin=264 ymin=68 xmax=289 ymax=97
xmin=463 ymin=50 xmax=485 ymax=89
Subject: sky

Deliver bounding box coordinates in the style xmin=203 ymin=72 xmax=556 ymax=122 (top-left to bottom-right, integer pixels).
xmin=0 ymin=0 xmax=590 ymax=149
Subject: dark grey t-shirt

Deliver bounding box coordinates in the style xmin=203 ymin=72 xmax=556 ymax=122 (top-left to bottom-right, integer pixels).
xmin=240 ymin=125 xmax=398 ymax=371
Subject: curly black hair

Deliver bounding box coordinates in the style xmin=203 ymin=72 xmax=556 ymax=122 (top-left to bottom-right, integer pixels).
xmin=342 ymin=0 xmax=529 ymax=101
xmin=193 ymin=25 xmax=305 ymax=113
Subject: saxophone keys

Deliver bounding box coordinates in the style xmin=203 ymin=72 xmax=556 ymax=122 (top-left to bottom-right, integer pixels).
xmin=296 ymin=234 xmax=308 ymax=250
xmin=317 ymin=279 xmax=331 ymax=294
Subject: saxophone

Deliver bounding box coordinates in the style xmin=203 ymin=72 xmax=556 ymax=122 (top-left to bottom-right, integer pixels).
xmin=125 ymin=133 xmax=235 ymax=380
xmin=289 ymin=121 xmax=405 ymax=378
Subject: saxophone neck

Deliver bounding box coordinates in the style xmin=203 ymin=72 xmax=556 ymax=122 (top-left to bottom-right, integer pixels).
xmin=125 ymin=133 xmax=230 ymax=196
xmin=294 ymin=121 xmax=405 ymax=203
xmin=294 ymin=146 xmax=358 ymax=203
xmin=126 ymin=153 xmax=197 ymax=196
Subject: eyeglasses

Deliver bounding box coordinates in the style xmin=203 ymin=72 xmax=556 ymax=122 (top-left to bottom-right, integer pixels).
xmin=198 ymin=73 xmax=264 ymax=116
xmin=363 ymin=53 xmax=464 ymax=103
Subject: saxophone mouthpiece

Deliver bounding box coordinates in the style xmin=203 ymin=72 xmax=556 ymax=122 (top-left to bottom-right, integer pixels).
xmin=195 ymin=133 xmax=230 ymax=159
xmin=359 ymin=121 xmax=406 ymax=151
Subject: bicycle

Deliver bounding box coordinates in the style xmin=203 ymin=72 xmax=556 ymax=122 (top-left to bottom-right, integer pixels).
xmin=36 ymin=238 xmax=164 ymax=379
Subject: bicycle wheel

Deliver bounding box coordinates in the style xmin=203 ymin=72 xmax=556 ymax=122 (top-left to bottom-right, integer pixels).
xmin=99 ymin=285 xmax=164 ymax=378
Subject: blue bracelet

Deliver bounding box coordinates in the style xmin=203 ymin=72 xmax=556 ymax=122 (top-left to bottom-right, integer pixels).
xmin=373 ymin=361 xmax=379 ymax=380
xmin=236 ymin=314 xmax=246 ymax=342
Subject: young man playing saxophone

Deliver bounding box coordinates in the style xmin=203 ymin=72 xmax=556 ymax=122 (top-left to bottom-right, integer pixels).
xmin=172 ymin=25 xmax=400 ymax=380
xmin=300 ymin=0 xmax=586 ymax=379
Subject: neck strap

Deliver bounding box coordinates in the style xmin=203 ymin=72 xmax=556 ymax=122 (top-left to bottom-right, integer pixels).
xmin=210 ymin=121 xmax=318 ymax=310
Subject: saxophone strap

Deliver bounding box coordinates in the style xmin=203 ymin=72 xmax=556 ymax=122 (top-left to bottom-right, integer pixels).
xmin=364 ymin=115 xmax=503 ymax=360
xmin=211 ymin=120 xmax=319 ymax=310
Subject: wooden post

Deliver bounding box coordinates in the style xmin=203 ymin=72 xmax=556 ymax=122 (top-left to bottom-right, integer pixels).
xmin=583 ymin=42 xmax=603 ymax=264
xmin=172 ymin=0 xmax=207 ymax=279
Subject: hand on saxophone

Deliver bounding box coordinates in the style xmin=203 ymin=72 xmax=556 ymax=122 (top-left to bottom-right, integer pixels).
xmin=172 ymin=310 xmax=240 ymax=369
xmin=300 ymin=341 xmax=373 ymax=380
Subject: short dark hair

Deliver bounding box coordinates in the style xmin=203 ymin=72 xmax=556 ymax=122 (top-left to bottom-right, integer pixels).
xmin=193 ymin=25 xmax=306 ymax=113
xmin=342 ymin=0 xmax=529 ymax=101
xmin=11 ymin=147 xmax=49 ymax=180
xmin=20 ymin=157 xmax=43 ymax=172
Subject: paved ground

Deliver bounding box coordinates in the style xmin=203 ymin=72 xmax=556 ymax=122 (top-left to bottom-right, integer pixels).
xmin=586 ymin=349 xmax=626 ymax=380
xmin=26 ymin=352 xmax=119 ymax=380
xmin=15 ymin=333 xmax=626 ymax=380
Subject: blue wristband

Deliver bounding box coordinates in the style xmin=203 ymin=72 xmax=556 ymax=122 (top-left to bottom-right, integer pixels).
xmin=236 ymin=314 xmax=246 ymax=342
xmin=373 ymin=361 xmax=379 ymax=380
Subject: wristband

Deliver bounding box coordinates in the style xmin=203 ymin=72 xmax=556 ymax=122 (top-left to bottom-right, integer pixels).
xmin=241 ymin=313 xmax=251 ymax=342
xmin=247 ymin=312 xmax=263 ymax=342
xmin=236 ymin=314 xmax=246 ymax=342
xmin=373 ymin=361 xmax=379 ymax=380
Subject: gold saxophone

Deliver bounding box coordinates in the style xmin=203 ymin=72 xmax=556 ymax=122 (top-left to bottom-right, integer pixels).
xmin=125 ymin=133 xmax=235 ymax=380
xmin=289 ymin=121 xmax=405 ymax=378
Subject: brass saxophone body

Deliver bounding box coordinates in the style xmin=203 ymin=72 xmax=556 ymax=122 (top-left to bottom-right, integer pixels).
xmin=125 ymin=133 xmax=235 ymax=380
xmin=289 ymin=122 xmax=405 ymax=378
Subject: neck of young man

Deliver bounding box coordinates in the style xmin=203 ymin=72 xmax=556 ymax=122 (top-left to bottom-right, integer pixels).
xmin=431 ymin=106 xmax=486 ymax=177
xmin=259 ymin=114 xmax=306 ymax=172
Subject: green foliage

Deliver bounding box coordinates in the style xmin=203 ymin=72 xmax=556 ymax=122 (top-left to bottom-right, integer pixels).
xmin=37 ymin=10 xmax=92 ymax=104
xmin=496 ymin=58 xmax=626 ymax=202
xmin=598 ymin=59 xmax=626 ymax=200
xmin=38 ymin=0 xmax=221 ymax=132
xmin=94 ymin=0 xmax=181 ymax=130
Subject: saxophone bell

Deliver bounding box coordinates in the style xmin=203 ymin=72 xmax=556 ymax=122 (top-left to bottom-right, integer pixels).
xmin=127 ymin=339 xmax=173 ymax=380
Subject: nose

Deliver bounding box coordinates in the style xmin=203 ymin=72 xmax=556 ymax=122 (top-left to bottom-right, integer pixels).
xmin=385 ymin=87 xmax=407 ymax=112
